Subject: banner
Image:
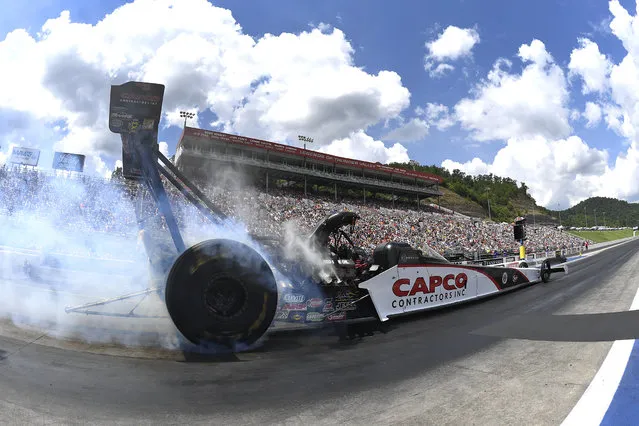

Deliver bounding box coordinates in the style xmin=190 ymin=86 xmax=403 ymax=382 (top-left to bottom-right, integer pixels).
xmin=9 ymin=147 xmax=40 ymax=166
xmin=52 ymin=152 xmax=86 ymax=172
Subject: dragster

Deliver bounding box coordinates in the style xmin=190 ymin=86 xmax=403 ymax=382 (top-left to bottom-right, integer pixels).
xmin=65 ymin=81 xmax=568 ymax=350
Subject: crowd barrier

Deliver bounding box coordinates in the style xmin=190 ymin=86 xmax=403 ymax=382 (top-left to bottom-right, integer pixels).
xmin=454 ymin=236 xmax=638 ymax=267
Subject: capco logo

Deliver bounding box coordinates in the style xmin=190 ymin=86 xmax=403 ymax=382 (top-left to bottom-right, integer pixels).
xmin=392 ymin=273 xmax=468 ymax=297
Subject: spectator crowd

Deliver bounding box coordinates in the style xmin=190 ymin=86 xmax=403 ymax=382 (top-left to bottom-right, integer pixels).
xmin=0 ymin=165 xmax=590 ymax=259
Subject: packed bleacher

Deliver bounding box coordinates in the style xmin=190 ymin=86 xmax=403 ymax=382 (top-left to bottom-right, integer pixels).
xmin=0 ymin=165 xmax=590 ymax=260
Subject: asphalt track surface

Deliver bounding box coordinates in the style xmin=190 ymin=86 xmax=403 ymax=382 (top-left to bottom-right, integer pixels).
xmin=2 ymin=240 xmax=639 ymax=425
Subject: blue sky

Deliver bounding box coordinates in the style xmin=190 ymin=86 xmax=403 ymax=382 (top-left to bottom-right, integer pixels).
xmin=2 ymin=0 xmax=639 ymax=207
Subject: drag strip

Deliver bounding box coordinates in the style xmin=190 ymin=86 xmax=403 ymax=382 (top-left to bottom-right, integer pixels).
xmin=1 ymin=239 xmax=639 ymax=425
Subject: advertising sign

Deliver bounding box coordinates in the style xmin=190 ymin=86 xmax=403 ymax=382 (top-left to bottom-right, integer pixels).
xmin=52 ymin=152 xmax=86 ymax=172
xmin=8 ymin=146 xmax=40 ymax=166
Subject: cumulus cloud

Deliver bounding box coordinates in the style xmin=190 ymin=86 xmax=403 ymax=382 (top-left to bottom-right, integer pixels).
xmin=425 ymin=26 xmax=479 ymax=78
xmin=321 ymin=131 xmax=409 ymax=164
xmin=382 ymin=118 xmax=429 ymax=142
xmin=0 ymin=0 xmax=411 ymax=173
xmin=159 ymin=141 xmax=170 ymax=157
xmin=568 ymin=38 xmax=612 ymax=94
xmin=583 ymin=102 xmax=602 ymax=127
xmin=443 ymin=136 xmax=609 ymax=207
xmin=415 ymin=103 xmax=456 ymax=131
xmin=442 ymin=1 xmax=639 ymax=208
xmin=454 ymin=39 xmax=571 ymax=142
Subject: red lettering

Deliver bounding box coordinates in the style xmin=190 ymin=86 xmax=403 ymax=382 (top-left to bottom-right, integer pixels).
xmin=392 ymin=278 xmax=411 ymax=297
xmin=394 ymin=273 xmax=469 ymax=297
xmin=456 ymin=273 xmax=468 ymax=289
xmin=443 ymin=274 xmax=456 ymax=290
xmin=409 ymin=277 xmax=429 ymax=296
xmin=429 ymin=276 xmax=443 ymax=293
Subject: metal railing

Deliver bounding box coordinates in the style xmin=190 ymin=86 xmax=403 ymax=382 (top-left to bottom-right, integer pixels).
xmin=176 ymin=147 xmax=442 ymax=196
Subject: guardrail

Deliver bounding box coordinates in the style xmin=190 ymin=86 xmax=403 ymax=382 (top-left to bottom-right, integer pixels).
xmin=452 ymin=247 xmax=583 ymax=266
xmin=453 ymin=236 xmax=638 ymax=267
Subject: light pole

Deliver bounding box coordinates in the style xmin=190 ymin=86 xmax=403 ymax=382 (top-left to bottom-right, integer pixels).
xmin=298 ymin=135 xmax=314 ymax=197
xmin=180 ymin=111 xmax=196 ymax=128
xmin=298 ymin=134 xmax=313 ymax=151
xmin=604 ymin=211 xmax=606 ymax=228
xmin=594 ymin=209 xmax=597 ymax=227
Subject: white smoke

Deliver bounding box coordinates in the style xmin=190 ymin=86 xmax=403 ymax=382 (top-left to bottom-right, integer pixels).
xmin=0 ymin=167 xmax=179 ymax=348
xmin=0 ymin=159 xmax=339 ymax=352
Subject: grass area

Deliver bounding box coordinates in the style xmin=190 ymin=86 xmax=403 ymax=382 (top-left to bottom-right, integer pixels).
xmin=568 ymin=229 xmax=635 ymax=243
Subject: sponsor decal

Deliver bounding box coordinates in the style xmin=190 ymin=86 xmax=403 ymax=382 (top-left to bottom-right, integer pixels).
xmin=390 ymin=273 xmax=468 ymax=310
xmin=283 ymin=294 xmax=305 ymax=303
xmin=306 ymin=312 xmax=324 ymax=322
xmin=274 ymin=311 xmax=289 ymax=320
xmin=110 ymin=112 xmax=133 ymax=119
xmin=502 ymin=272 xmax=508 ymax=285
xmin=289 ymin=312 xmax=306 ymax=322
xmin=142 ymin=118 xmax=155 ymax=130
xmin=335 ymin=301 xmax=357 ymax=311
xmin=327 ymin=312 xmax=347 ymax=321
xmin=307 ymin=298 xmax=323 ymax=309
xmin=512 ymin=273 xmax=519 ymax=283
xmin=392 ymin=273 xmax=468 ymax=297
xmin=322 ymin=299 xmax=334 ymax=312
xmin=281 ymin=303 xmax=307 ymax=311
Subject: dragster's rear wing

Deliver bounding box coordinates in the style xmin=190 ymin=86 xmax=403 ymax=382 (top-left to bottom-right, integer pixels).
xmin=108 ymin=81 xmax=229 ymax=257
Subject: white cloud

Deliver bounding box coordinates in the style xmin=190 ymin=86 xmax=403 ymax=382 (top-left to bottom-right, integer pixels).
xmin=424 ymin=26 xmax=479 ymax=78
xmin=583 ymin=102 xmax=602 ymax=127
xmin=382 ymin=118 xmax=429 ymax=142
xmin=568 ymin=38 xmax=612 ymax=94
xmin=321 ymin=131 xmax=409 ymax=164
xmin=159 ymin=141 xmax=170 ymax=157
xmin=427 ymin=63 xmax=455 ymax=78
xmin=442 ymin=1 xmax=639 ymax=209
xmin=454 ymin=39 xmax=571 ymax=142
xmin=416 ymin=103 xmax=456 ymax=131
xmin=426 ymin=26 xmax=480 ymax=61
xmin=0 ymin=0 xmax=411 ymax=174
xmin=442 ymin=136 xmax=609 ymax=208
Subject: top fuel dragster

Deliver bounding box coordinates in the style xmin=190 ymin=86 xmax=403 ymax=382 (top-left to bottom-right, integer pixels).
xmin=65 ymin=81 xmax=568 ymax=351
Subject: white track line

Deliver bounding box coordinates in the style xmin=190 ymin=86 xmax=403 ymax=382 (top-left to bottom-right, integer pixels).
xmin=561 ymin=270 xmax=639 ymax=425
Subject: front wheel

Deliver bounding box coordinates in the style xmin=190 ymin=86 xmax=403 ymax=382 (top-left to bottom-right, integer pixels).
xmin=164 ymin=239 xmax=278 ymax=350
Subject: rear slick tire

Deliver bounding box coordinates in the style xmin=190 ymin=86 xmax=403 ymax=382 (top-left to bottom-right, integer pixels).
xmin=164 ymin=239 xmax=278 ymax=350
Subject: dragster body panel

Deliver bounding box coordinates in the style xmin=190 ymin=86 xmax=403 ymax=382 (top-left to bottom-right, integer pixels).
xmin=359 ymin=263 xmax=542 ymax=321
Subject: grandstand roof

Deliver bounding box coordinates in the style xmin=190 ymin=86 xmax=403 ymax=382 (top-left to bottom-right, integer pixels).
xmin=176 ymin=127 xmax=443 ymax=185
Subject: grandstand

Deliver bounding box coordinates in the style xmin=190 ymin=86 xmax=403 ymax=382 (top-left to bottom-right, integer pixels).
xmin=173 ymin=127 xmax=443 ymax=206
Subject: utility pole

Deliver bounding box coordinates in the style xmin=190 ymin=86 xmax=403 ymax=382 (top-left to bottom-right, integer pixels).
xmin=594 ymin=209 xmax=597 ymax=227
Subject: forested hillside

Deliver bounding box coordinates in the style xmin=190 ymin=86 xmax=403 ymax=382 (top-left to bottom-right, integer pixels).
xmin=559 ymin=197 xmax=639 ymax=228
xmin=390 ymin=162 xmax=552 ymax=223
